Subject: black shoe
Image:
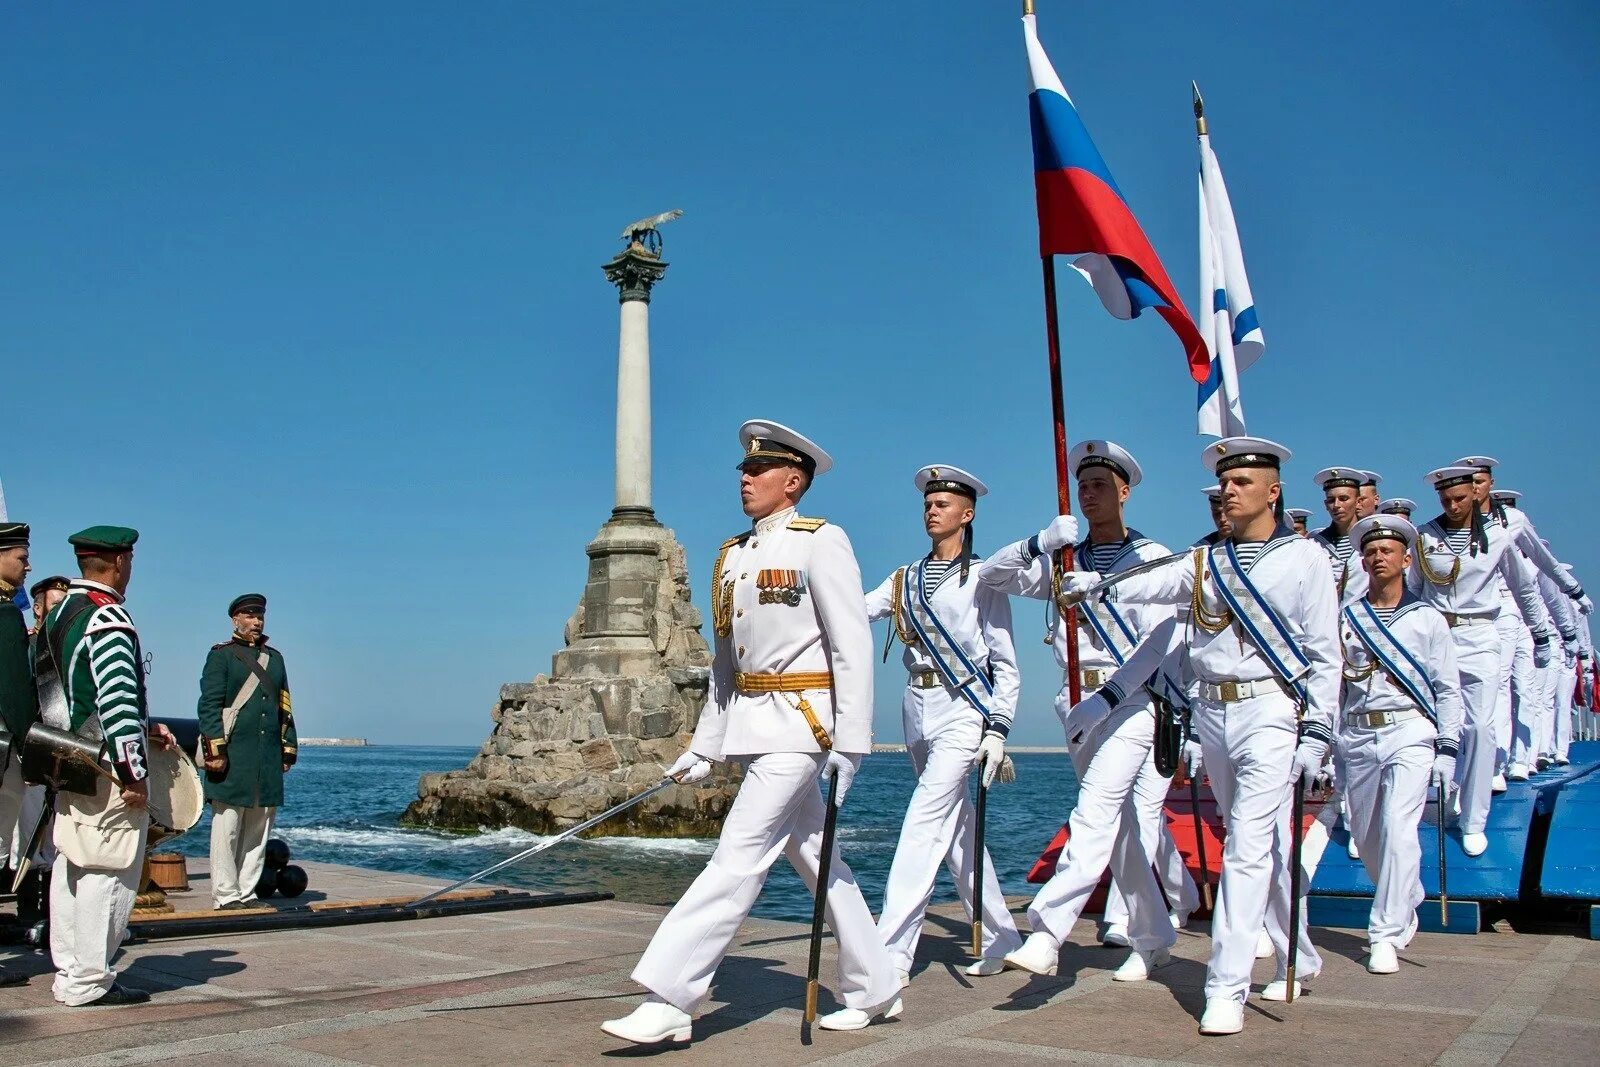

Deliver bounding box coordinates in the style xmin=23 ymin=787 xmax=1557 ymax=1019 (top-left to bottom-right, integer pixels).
xmin=83 ymin=983 xmax=150 ymax=1006
xmin=0 ymin=968 xmax=28 ymax=988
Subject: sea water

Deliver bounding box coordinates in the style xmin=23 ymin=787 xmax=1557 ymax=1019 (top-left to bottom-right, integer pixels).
xmin=171 ymin=746 xmax=1081 ymax=924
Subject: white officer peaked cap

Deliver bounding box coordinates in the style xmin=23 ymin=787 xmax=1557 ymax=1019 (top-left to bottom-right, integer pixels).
xmin=1426 ymin=465 xmax=1479 ymax=491
xmin=915 ymin=464 xmax=987 ymax=498
xmin=1285 ymin=507 xmax=1313 ymax=520
xmin=1359 ymin=470 xmax=1382 ymax=487
xmin=1313 ymin=466 xmax=1364 ymax=491
xmin=1203 ymin=436 xmax=1291 ymax=475
xmin=1455 ymin=455 xmax=1498 ymax=472
xmin=1351 ymin=514 xmax=1417 ymax=550
xmin=737 ymin=419 xmax=832 ymax=477
xmin=1490 ymin=489 xmax=1522 ymax=503
xmin=1202 ymin=484 xmax=1222 ymax=500
xmin=1379 ymin=497 xmax=1417 ymax=515
xmin=1069 ymin=439 xmax=1142 ymax=487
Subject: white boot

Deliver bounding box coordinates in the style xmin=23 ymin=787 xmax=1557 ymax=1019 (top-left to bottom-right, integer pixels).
xmin=1112 ymin=947 xmax=1171 ymax=982
xmin=1003 ymin=931 xmax=1061 ymax=976
xmin=1199 ymin=997 xmax=1244 ymax=1035
xmin=816 ymin=996 xmax=902 ymax=1032
xmin=963 ymin=957 xmax=1005 ymax=977
xmin=1367 ymin=942 xmax=1399 ymax=974
xmin=601 ymin=997 xmax=692 ymax=1045
xmin=1255 ymin=930 xmax=1274 ymax=959
xmin=1463 ymin=832 xmax=1488 ymax=857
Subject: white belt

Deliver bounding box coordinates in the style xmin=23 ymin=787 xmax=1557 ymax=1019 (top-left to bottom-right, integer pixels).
xmin=1199 ymin=678 xmax=1280 ymax=703
xmin=1345 ymin=707 xmax=1425 ymax=728
xmin=1067 ymin=667 xmax=1110 ymax=689
xmin=910 ymin=670 xmax=942 ymax=689
xmin=1442 ymin=611 xmax=1495 ymax=628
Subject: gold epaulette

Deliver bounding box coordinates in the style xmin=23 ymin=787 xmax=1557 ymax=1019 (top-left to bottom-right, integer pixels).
xmin=720 ymin=533 xmax=749 ymax=550
xmin=787 ymin=516 xmax=828 ymax=532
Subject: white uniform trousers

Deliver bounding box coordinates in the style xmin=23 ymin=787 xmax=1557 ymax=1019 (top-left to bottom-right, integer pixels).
xmin=1103 ymin=748 xmax=1200 ymax=929
xmin=878 ymin=686 xmax=1021 ymax=971
xmin=1340 ymin=717 xmax=1435 ymax=946
xmin=1193 ymin=689 xmax=1299 ymax=1005
xmin=1553 ymin=664 xmax=1577 ymax=761
xmin=0 ymin=757 xmax=24 ymax=865
xmin=633 ymin=751 xmax=898 ymax=1014
xmin=1512 ymin=658 xmax=1554 ymax=768
xmin=1492 ymin=615 xmax=1534 ymax=772
xmin=1451 ymin=626 xmax=1503 ymax=835
xmin=209 ymin=802 xmax=277 ymax=907
xmin=1025 ymin=702 xmax=1175 ymax=954
xmin=1262 ymin=793 xmax=1323 ymax=982
xmin=49 ymin=850 xmax=141 ymax=1005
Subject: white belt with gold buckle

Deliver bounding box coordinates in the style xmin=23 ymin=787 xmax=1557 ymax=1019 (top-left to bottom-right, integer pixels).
xmin=1200 ymin=678 xmax=1278 ymax=703
xmin=1345 ymin=707 xmax=1424 ymax=728
xmin=910 ymin=670 xmax=942 ymax=689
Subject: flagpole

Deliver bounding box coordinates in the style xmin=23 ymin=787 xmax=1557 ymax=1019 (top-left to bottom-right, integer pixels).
xmin=1042 ymin=257 xmax=1083 ymax=709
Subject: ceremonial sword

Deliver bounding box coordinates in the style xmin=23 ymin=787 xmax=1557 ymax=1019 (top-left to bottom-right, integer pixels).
xmin=804 ymin=770 xmax=840 ymax=1028
xmin=1436 ymin=771 xmax=1450 ymax=928
xmin=1059 ymin=549 xmax=1190 ymax=606
xmin=971 ymin=754 xmax=988 ymax=959
xmin=409 ymin=775 xmax=681 ymax=906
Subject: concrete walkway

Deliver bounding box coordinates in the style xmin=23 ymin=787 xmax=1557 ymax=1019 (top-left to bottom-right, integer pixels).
xmin=2 ymin=859 xmax=1597 ymax=1065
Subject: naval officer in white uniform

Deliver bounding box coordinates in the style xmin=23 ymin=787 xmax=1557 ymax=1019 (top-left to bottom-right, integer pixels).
xmin=1335 ymin=515 xmax=1462 ymax=975
xmin=866 ymin=465 xmax=1023 ymax=981
xmin=980 ymin=440 xmax=1178 ymax=985
xmin=1057 ymin=438 xmax=1340 ymax=1036
xmin=603 ymin=421 xmax=899 ymax=1045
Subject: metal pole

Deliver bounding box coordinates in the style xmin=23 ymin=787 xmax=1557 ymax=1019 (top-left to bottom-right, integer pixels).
xmin=1041 ymin=257 xmax=1083 ymax=708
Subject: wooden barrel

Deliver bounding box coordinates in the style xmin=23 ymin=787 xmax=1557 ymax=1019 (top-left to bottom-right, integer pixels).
xmin=149 ymin=852 xmax=190 ymax=892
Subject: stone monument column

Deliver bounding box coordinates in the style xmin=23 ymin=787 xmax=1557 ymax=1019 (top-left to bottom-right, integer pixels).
xmin=405 ymin=211 xmax=737 ymax=838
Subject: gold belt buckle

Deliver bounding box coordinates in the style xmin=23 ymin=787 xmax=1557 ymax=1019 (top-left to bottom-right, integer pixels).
xmin=1082 ymin=668 xmax=1104 ymax=688
xmin=1444 ymin=612 xmax=1460 ymax=628
xmin=1218 ymin=680 xmax=1241 ymax=702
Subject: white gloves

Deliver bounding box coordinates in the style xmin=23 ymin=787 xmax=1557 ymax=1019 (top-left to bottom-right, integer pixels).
xmin=1576 ymin=592 xmax=1594 ymax=615
xmin=1431 ymin=754 xmax=1457 ymax=788
xmin=666 ymin=750 xmax=712 ymax=784
xmin=1055 ymin=570 xmax=1103 ymax=607
xmin=1037 ymin=514 xmax=1081 ymax=555
xmin=1289 ymin=740 xmax=1327 ymax=789
xmin=977 ymin=732 xmax=1006 ymax=788
xmin=1533 ymin=636 xmax=1553 ymax=669
xmin=1062 ymin=692 xmax=1111 ymax=747
xmin=1182 ymin=738 xmax=1204 ymax=778
xmin=822 ymin=750 xmax=862 ymax=802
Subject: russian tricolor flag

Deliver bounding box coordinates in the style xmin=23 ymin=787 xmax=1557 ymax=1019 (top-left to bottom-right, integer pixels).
xmin=1025 ymin=14 xmax=1209 ymax=383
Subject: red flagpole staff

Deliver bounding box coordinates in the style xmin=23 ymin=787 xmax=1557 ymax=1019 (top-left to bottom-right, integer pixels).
xmin=1041 ymin=258 xmax=1084 ymax=706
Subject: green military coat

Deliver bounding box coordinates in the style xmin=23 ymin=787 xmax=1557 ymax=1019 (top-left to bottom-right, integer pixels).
xmin=197 ymin=637 xmax=297 ymax=808
xmin=0 ymin=596 xmax=39 ymax=744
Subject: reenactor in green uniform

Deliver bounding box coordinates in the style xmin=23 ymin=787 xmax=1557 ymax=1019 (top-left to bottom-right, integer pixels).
xmin=0 ymin=521 xmax=39 ymax=988
xmin=197 ymin=593 xmax=296 ymax=910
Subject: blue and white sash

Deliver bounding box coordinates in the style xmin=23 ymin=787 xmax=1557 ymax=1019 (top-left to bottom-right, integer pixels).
xmin=1074 ymin=534 xmax=1152 ymax=666
xmin=1343 ymin=599 xmax=1438 ymax=724
xmin=903 ymin=558 xmax=994 ymax=721
xmin=1207 ymin=537 xmax=1311 ymax=702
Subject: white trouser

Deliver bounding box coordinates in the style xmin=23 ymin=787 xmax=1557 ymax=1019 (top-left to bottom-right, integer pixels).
xmin=1555 ymin=662 xmax=1577 ymax=760
xmin=49 ymin=850 xmax=141 ymax=1005
xmin=1492 ymin=614 xmax=1534 ymax=771
xmin=1103 ymin=747 xmax=1200 ymax=929
xmin=1339 ymin=717 xmax=1435 ymax=946
xmin=878 ymin=686 xmax=1021 ymax=970
xmin=1513 ymin=658 xmax=1554 ymax=767
xmin=1451 ymin=626 xmax=1503 ymax=835
xmin=633 ymin=751 xmax=898 ymax=1014
xmin=1193 ymin=689 xmax=1301 ymax=1005
xmin=0 ymin=757 xmax=23 ymax=863
xmin=1025 ymin=698 xmax=1175 ymax=954
xmin=210 ymin=802 xmax=277 ymax=906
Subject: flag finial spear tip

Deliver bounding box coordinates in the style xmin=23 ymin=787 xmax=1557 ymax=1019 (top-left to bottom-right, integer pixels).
xmin=1192 ymin=82 xmax=1207 ymax=135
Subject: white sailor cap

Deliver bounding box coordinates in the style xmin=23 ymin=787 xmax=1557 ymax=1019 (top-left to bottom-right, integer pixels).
xmin=1490 ymin=489 xmax=1522 ymax=504
xmin=1069 ymin=439 xmax=1142 ymax=487
xmin=738 ymin=419 xmax=832 ymax=477
xmin=1203 ymin=436 xmax=1291 ymax=476
xmin=1202 ymin=484 xmax=1223 ymax=501
xmin=1351 ymin=514 xmax=1417 ymax=550
xmin=1313 ymin=466 xmax=1364 ymax=491
xmin=914 ymin=464 xmax=987 ymax=499
xmin=1285 ymin=507 xmax=1313 ymax=521
xmin=1455 ymin=455 xmax=1498 ymax=472
xmin=1426 ymin=465 xmax=1479 ymax=491
xmin=1359 ymin=470 xmax=1382 ymax=487
xmin=1379 ymin=497 xmax=1417 ymax=515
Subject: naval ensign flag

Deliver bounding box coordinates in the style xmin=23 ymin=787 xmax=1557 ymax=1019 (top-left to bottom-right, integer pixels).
xmin=1196 ymin=111 xmax=1263 ymax=438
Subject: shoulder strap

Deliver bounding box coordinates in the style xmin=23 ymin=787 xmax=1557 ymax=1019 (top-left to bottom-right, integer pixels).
xmin=1207 ymin=540 xmax=1311 ymax=698
xmin=1344 ymin=602 xmax=1438 ymax=723
xmin=38 ymin=595 xmax=96 ymax=684
xmin=228 ymin=643 xmax=280 ymax=699
xmin=787 ymin=516 xmax=827 ymax=532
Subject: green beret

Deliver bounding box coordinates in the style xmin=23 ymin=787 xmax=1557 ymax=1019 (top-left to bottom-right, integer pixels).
xmin=68 ymin=525 xmax=140 ymax=555
xmin=0 ymin=522 xmax=29 ymax=550
xmin=229 ymin=593 xmax=267 ymax=615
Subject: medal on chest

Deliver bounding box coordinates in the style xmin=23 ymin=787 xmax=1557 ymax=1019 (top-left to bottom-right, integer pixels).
xmin=757 ymin=569 xmax=807 ymax=606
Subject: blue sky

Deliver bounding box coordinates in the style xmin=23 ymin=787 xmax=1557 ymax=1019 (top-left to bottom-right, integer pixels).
xmin=3 ymin=3 xmax=1595 ymax=746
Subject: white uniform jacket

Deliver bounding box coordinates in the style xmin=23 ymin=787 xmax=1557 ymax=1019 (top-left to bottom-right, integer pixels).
xmin=1338 ymin=595 xmax=1464 ymax=755
xmin=1500 ymin=507 xmax=1580 ymax=595
xmin=692 ymin=507 xmax=874 ymax=759
xmin=1309 ymin=525 xmax=1354 ymax=582
xmin=1410 ymin=518 xmax=1550 ymax=638
xmin=1097 ymin=527 xmax=1342 ymax=747
xmin=865 ymin=556 xmax=1020 ymax=735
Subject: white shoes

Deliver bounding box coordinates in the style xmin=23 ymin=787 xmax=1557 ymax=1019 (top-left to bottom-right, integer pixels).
xmin=895 ymin=968 xmax=911 ymax=989
xmin=1347 ymin=836 xmax=1361 ymax=859
xmin=1112 ymin=947 xmax=1170 ymax=982
xmin=1463 ymin=832 xmax=1489 ymax=857
xmin=1259 ymin=979 xmax=1303 ymax=1002
xmin=816 ymin=996 xmax=902 ymax=1032
xmin=1003 ymin=931 xmax=1061 ymax=976
xmin=1199 ymin=997 xmax=1244 ymax=1035
xmin=1100 ymin=924 xmax=1131 ymax=948
xmin=964 ymin=957 xmax=1005 ymax=977
xmin=1170 ymin=909 xmax=1191 ymax=931
xmin=1367 ymin=942 xmax=1399 ymax=974
xmin=1507 ymin=763 xmax=1529 ymax=782
xmin=601 ymin=997 xmax=693 ymax=1044
xmin=1255 ymin=930 xmax=1274 ymax=959
xmin=1491 ymin=772 xmax=1508 ymax=794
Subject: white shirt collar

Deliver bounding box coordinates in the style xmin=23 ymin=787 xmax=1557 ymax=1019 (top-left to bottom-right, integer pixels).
xmin=753 ymin=505 xmax=797 ymax=536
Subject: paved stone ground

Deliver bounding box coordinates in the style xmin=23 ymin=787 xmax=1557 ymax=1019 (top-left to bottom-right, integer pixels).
xmin=2 ymin=859 xmax=1597 ymax=1065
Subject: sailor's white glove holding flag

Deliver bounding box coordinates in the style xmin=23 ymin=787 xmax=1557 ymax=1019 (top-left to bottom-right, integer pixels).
xmin=1182 ymin=738 xmax=1204 ymax=778
xmin=822 ymin=750 xmax=861 ymax=802
xmin=667 ymin=750 xmax=712 ymax=784
xmin=1037 ymin=514 xmax=1080 ymax=555
xmin=977 ymin=732 xmax=1006 ymax=787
